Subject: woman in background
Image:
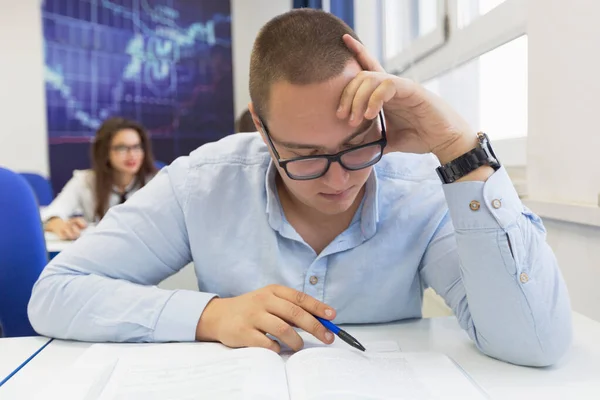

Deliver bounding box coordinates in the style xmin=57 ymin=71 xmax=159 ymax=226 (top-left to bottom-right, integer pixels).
xmin=42 ymin=117 xmax=157 ymax=240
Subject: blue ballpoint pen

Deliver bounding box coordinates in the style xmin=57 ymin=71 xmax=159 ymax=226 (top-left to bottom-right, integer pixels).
xmin=315 ymin=316 xmax=366 ymax=352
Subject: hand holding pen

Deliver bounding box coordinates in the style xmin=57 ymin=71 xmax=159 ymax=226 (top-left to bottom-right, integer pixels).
xmin=195 ymin=284 xmax=365 ymax=352
xmin=315 ymin=316 xmax=365 ymax=351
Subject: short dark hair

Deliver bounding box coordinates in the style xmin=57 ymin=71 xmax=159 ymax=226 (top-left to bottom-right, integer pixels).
xmin=235 ymin=109 xmax=256 ymax=133
xmin=249 ymin=9 xmax=359 ymax=118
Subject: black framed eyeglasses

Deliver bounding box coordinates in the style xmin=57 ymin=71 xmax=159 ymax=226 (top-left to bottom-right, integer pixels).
xmin=259 ymin=111 xmax=387 ymax=181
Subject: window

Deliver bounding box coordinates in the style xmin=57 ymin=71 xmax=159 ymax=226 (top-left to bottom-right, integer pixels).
xmin=424 ymin=35 xmax=527 ymax=140
xmin=383 ymin=0 xmax=446 ymax=73
xmin=457 ymin=0 xmax=507 ymax=28
xmin=369 ymin=0 xmax=528 ymax=166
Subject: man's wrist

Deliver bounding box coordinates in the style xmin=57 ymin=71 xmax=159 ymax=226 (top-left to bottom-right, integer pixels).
xmin=434 ymin=134 xmax=496 ymax=183
xmin=195 ymin=297 xmax=222 ymax=342
xmin=434 ymin=134 xmax=478 ymax=165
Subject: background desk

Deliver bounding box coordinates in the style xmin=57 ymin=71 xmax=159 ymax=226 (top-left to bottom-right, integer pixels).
xmin=0 ymin=337 xmax=51 ymax=385
xmin=1 ymin=313 xmax=599 ymax=399
xmin=44 ymin=232 xmax=72 ymax=254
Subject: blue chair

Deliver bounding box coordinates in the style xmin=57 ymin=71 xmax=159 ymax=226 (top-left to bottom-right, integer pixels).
xmin=20 ymin=173 xmax=54 ymax=206
xmin=154 ymin=160 xmax=167 ymax=170
xmin=0 ymin=167 xmax=48 ymax=337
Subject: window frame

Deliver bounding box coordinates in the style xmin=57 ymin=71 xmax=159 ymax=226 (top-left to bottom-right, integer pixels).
xmin=382 ymin=0 xmax=448 ymax=74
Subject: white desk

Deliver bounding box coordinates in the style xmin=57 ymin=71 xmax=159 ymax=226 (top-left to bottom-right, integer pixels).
xmin=0 ymin=337 xmax=52 ymax=385
xmin=44 ymin=232 xmax=72 ymax=253
xmin=44 ymin=226 xmax=96 ymax=254
xmin=1 ymin=313 xmax=599 ymax=399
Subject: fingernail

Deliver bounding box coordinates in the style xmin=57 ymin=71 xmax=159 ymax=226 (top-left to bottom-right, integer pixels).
xmin=337 ymin=105 xmax=343 ymax=114
xmin=365 ymin=107 xmax=372 ymax=117
xmin=325 ymin=309 xmax=333 ymax=317
xmin=325 ymin=331 xmax=334 ymax=342
xmin=349 ymin=113 xmax=355 ymax=121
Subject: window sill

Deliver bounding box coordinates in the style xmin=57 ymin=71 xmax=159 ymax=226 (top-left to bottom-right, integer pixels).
xmin=524 ymin=199 xmax=600 ymax=228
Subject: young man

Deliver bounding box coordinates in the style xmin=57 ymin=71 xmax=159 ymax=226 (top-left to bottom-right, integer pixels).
xmin=29 ymin=9 xmax=571 ymax=367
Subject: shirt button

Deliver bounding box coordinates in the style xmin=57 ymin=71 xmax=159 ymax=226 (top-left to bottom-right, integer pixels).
xmin=520 ymin=272 xmax=529 ymax=283
xmin=469 ymin=200 xmax=481 ymax=211
xmin=492 ymin=199 xmax=502 ymax=209
xmin=309 ymin=276 xmax=319 ymax=285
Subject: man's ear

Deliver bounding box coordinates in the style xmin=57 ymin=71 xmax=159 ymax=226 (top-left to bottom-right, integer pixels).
xmin=248 ymin=102 xmax=267 ymax=145
xmin=248 ymin=103 xmax=262 ymax=132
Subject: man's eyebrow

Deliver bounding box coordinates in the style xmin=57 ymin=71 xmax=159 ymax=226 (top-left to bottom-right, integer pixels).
xmin=274 ymin=119 xmax=375 ymax=150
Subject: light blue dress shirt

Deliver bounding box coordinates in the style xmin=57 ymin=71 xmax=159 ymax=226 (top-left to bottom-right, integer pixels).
xmin=28 ymin=132 xmax=572 ymax=366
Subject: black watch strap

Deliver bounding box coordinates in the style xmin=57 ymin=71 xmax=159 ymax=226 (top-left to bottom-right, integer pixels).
xmin=435 ymin=132 xmax=501 ymax=184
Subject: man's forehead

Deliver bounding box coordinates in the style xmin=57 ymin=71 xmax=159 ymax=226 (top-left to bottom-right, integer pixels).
xmin=266 ymin=61 xmax=363 ymax=118
xmin=266 ymin=116 xmax=375 ymax=151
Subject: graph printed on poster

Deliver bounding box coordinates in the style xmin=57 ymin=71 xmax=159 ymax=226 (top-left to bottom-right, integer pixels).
xmin=41 ymin=0 xmax=233 ymax=191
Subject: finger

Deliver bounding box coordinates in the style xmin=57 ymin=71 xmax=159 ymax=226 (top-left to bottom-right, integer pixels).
xmin=62 ymin=224 xmax=79 ymax=240
xmin=337 ymin=72 xmax=370 ymax=120
xmin=349 ymin=76 xmax=386 ymax=126
xmin=70 ymin=217 xmax=88 ymax=229
xmin=342 ymin=34 xmax=385 ymax=73
xmin=58 ymin=226 xmax=75 ymax=240
xmin=257 ymin=313 xmax=304 ymax=352
xmin=267 ymin=298 xmax=334 ymax=345
xmin=57 ymin=227 xmax=68 ymax=240
xmin=364 ymin=79 xmax=397 ymax=120
xmin=68 ymin=223 xmax=81 ymax=239
xmin=246 ymin=330 xmax=281 ymax=353
xmin=269 ymin=285 xmax=336 ymax=320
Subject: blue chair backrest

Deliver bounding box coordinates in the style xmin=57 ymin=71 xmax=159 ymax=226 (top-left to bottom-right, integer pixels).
xmin=0 ymin=167 xmax=48 ymax=337
xmin=154 ymin=160 xmax=167 ymax=170
xmin=20 ymin=173 xmax=54 ymax=206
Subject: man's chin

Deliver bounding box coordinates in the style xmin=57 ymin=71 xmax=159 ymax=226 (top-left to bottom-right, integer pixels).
xmin=312 ymin=197 xmax=357 ymax=215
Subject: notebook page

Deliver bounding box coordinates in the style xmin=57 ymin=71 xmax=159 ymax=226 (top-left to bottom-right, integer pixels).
xmin=278 ymin=339 xmax=400 ymax=361
xmin=285 ymin=348 xmax=486 ymax=400
xmin=97 ymin=347 xmax=289 ymax=400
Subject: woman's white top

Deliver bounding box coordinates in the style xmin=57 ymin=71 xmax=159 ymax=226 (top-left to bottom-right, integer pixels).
xmin=41 ymin=169 xmax=148 ymax=223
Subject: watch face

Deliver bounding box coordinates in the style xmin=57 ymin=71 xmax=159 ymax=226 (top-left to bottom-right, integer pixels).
xmin=479 ymin=132 xmax=500 ymax=164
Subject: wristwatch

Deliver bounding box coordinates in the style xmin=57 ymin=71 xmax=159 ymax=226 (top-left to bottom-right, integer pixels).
xmin=435 ymin=132 xmax=501 ymax=184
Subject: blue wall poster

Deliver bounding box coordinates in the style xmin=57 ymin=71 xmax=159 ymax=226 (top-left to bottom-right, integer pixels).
xmin=42 ymin=0 xmax=233 ymax=193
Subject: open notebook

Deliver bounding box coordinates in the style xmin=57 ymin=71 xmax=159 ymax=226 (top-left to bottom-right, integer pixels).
xmin=44 ymin=341 xmax=486 ymax=400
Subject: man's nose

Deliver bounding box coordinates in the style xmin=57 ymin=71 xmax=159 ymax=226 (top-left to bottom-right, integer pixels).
xmin=322 ymin=161 xmax=349 ymax=189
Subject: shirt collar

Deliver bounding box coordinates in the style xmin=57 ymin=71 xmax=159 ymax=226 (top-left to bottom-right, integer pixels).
xmin=112 ymin=176 xmax=139 ymax=194
xmin=265 ymin=161 xmax=284 ymax=231
xmin=264 ymin=160 xmax=379 ymax=240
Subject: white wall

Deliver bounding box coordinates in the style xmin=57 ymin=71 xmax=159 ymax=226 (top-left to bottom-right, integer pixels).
xmin=544 ymin=220 xmax=600 ymax=322
xmin=0 ymin=0 xmax=49 ymax=176
xmin=526 ymin=0 xmax=600 ymax=322
xmin=231 ymin=0 xmax=292 ymax=119
xmin=527 ymin=0 xmax=600 ymax=206
xmin=354 ymin=0 xmax=383 ymax=62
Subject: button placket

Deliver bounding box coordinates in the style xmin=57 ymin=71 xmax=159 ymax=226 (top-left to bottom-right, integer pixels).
xmin=304 ymin=257 xmax=328 ymax=301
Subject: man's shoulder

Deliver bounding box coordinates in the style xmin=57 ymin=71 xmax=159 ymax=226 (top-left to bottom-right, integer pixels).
xmin=165 ymin=133 xmax=271 ymax=197
xmin=375 ymin=152 xmax=441 ymax=183
xmin=187 ymin=132 xmax=270 ymax=169
xmin=375 ymin=153 xmax=448 ymax=227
